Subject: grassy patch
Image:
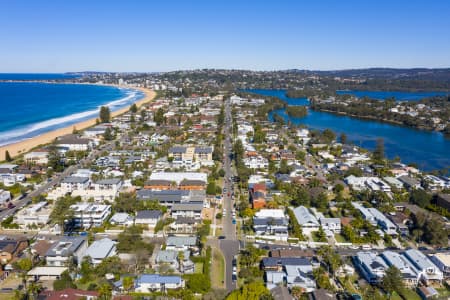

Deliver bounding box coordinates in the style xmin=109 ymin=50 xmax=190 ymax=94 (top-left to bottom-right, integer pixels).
xmin=399 ymin=289 xmax=422 ymax=300
xmin=195 ymin=262 xmax=204 ymax=274
xmin=335 ymin=234 xmax=348 ymax=243
xmin=211 ymin=248 xmax=225 ymax=289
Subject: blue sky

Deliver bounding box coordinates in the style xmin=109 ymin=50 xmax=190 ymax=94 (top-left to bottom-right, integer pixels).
xmin=0 ymin=0 xmax=449 ymax=72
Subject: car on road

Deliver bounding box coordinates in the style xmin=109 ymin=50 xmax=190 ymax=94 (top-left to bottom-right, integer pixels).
xmin=218 ymin=236 xmax=226 ymax=240
xmin=232 ymin=274 xmax=237 ymax=282
xmin=232 ymin=219 xmax=236 ymax=224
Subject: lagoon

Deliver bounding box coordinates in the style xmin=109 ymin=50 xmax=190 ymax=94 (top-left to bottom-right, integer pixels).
xmin=245 ymin=89 xmax=450 ymax=171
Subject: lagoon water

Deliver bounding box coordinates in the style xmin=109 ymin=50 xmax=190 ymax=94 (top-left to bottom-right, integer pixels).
xmin=246 ymin=89 xmax=450 ymax=171
xmin=336 ymin=90 xmax=448 ymax=101
xmin=0 ymin=78 xmax=144 ymax=146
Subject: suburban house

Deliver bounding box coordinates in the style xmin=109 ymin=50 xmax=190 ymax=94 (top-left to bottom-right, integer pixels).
xmin=262 ymin=257 xmax=316 ymax=292
xmin=353 ymin=251 xmax=388 ymax=284
xmin=109 ymin=212 xmax=134 ymax=226
xmin=292 ymin=206 xmax=320 ymax=233
xmin=0 ymin=190 xmax=11 ymax=206
xmin=0 ymin=237 xmax=28 ymax=264
xmin=381 ymin=251 xmax=419 ymax=286
xmin=166 ymin=236 xmax=197 ymax=252
xmin=72 ymin=178 xmax=123 ymax=202
xmin=83 ymin=238 xmax=117 ymax=266
xmin=149 ymin=172 xmax=207 ymax=187
xmin=137 ymin=190 xmax=205 ymax=209
xmin=249 ymin=184 xmax=267 ymax=209
xmin=171 ymin=203 xmax=203 ymax=220
xmin=70 ymin=203 xmax=112 ymax=228
xmin=155 ymin=250 xmax=193 ymax=274
xmin=170 ymin=217 xmax=197 ymax=233
xmin=253 ymin=209 xmax=289 ymax=240
xmin=430 ymin=253 xmax=450 ymax=278
xmin=404 ymin=249 xmax=443 ymax=284
xmin=55 ymin=135 xmax=93 ymax=152
xmin=60 ymin=176 xmax=90 ymax=193
xmin=24 ymin=150 xmax=49 ymax=165
xmin=15 ymin=201 xmax=51 ymax=227
xmin=319 ymin=217 xmax=341 ymax=234
xmin=398 ymin=175 xmax=421 ymax=190
xmin=134 ymin=210 xmax=162 ymax=228
xmin=45 ymin=236 xmax=87 ymax=267
xmin=134 ymin=274 xmax=184 ymax=292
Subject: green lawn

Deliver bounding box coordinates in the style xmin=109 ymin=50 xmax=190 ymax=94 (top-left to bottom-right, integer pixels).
xmin=335 ymin=234 xmax=348 ymax=243
xmin=211 ymin=248 xmax=225 ymax=288
xmin=195 ymin=262 xmax=204 ymax=274
xmin=399 ymin=289 xmax=421 ymax=300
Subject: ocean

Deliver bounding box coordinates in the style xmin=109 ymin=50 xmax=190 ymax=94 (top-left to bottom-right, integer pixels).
xmin=0 ymin=75 xmax=144 ymax=146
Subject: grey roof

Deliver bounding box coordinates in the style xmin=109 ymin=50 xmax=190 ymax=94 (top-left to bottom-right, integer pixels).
xmin=137 ymin=189 xmax=188 ymax=201
xmin=292 ymin=206 xmax=319 ymax=226
xmin=136 ymin=210 xmax=162 ymax=220
xmin=398 ymin=175 xmax=420 ymax=187
xmin=169 ymin=146 xmax=187 ymax=153
xmin=46 ymin=236 xmax=86 ymax=257
xmin=136 ymin=274 xmax=182 ymax=285
xmin=56 ymin=136 xmax=91 ymax=145
xmin=84 ymin=238 xmax=116 ymax=260
xmin=175 ymin=217 xmax=197 ymax=225
xmin=194 ymin=147 xmax=212 ymax=154
xmin=166 ymin=236 xmax=197 ymax=247
xmin=95 ymin=178 xmax=122 ymax=185
xmin=62 ymin=176 xmax=89 ymax=184
xmin=156 ymin=250 xmax=177 ymax=262
xmin=403 ymin=249 xmax=437 ymax=270
xmin=262 ymin=257 xmax=311 ymax=268
xmin=172 ymin=203 xmax=203 ymax=211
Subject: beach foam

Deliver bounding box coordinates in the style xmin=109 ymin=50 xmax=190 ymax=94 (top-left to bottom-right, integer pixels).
xmin=0 ymin=88 xmax=144 ymax=146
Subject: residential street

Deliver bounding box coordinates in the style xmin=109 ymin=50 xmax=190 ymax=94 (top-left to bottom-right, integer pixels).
xmin=219 ymin=97 xmax=239 ymax=292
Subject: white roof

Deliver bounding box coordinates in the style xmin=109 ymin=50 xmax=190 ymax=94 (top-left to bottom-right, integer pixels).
xmin=149 ymin=172 xmax=207 ymax=184
xmin=84 ymin=238 xmax=116 ymax=260
xmin=255 ymin=209 xmax=285 ymax=219
xmin=28 ymin=266 xmax=67 ymax=276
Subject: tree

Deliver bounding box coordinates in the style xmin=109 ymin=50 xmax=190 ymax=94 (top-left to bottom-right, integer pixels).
xmin=409 ymin=189 xmax=432 ymax=208
xmin=15 ymin=258 xmax=32 ymax=272
xmin=206 ymin=181 xmax=217 ymax=195
xmin=316 ymin=226 xmax=327 ymax=242
xmin=130 ymin=103 xmax=138 ymax=113
xmin=154 ymin=107 xmax=165 ymax=125
xmin=381 ymin=266 xmax=404 ymax=298
xmin=103 ymin=127 xmax=114 ymax=141
xmin=99 ymin=106 xmax=111 ymax=123
xmin=122 ymin=277 xmax=134 ymax=293
xmin=53 ymin=271 xmax=76 ymax=291
xmin=4 ymin=150 xmax=12 ymax=162
xmin=340 ymin=133 xmax=348 ymax=144
xmin=322 ymin=129 xmax=336 ymax=144
xmin=98 ymin=283 xmax=112 ymax=300
xmin=226 ymin=282 xmax=271 ymax=300
xmin=185 ymin=274 xmax=211 ymax=294
xmin=373 ymin=138 xmax=385 ymax=161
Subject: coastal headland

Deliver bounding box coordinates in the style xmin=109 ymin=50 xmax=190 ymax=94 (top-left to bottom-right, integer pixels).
xmin=0 ymin=86 xmax=156 ymax=161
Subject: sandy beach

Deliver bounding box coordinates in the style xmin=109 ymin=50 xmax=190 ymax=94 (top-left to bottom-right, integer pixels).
xmin=0 ymin=86 xmax=156 ymax=161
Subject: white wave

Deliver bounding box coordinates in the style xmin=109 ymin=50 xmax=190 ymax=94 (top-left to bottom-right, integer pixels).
xmin=0 ymin=88 xmax=144 ymax=146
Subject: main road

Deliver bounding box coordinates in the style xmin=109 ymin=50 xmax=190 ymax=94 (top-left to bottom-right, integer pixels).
xmin=219 ymin=97 xmax=240 ymax=292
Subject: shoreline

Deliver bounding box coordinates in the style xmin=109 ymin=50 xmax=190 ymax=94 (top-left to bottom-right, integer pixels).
xmin=0 ymin=86 xmax=156 ymax=161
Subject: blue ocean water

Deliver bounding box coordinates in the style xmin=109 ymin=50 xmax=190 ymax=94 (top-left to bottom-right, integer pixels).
xmin=336 ymin=90 xmax=448 ymax=101
xmin=245 ymin=89 xmax=450 ymax=171
xmin=0 ymin=73 xmax=80 ymax=81
xmin=0 ymin=81 xmax=144 ymax=146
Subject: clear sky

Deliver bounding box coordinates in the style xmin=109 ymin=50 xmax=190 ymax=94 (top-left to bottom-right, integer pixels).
xmin=1 ymin=0 xmax=449 ymax=72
